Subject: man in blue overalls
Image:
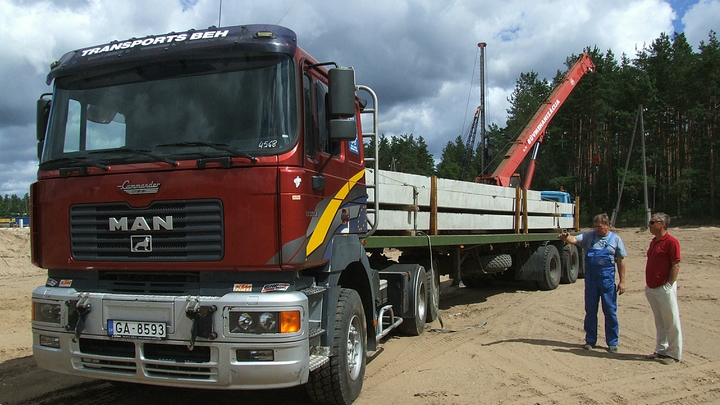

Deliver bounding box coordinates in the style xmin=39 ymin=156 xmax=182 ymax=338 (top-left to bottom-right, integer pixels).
xmin=559 ymin=213 xmax=627 ymax=352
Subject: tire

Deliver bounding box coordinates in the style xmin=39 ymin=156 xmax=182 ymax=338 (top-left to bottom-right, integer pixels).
xmin=560 ymin=244 xmax=579 ymax=284
xmin=398 ymin=267 xmax=427 ymax=336
xmin=479 ymin=254 xmax=513 ymax=273
xmin=577 ymin=246 xmax=586 ymax=279
xmin=306 ymin=289 xmax=366 ymax=405
xmin=425 ymin=260 xmax=440 ymax=323
xmin=400 ymin=255 xmax=440 ymax=323
xmin=537 ymin=244 xmax=561 ymax=291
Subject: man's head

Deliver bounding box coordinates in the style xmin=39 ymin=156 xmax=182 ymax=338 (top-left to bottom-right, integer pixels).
xmin=593 ymin=213 xmax=610 ymax=236
xmin=649 ymin=212 xmax=670 ymax=235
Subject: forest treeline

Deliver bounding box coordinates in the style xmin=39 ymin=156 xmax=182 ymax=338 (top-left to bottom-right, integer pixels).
xmin=367 ymin=31 xmax=720 ymax=226
xmin=0 ymin=193 xmax=29 ymax=217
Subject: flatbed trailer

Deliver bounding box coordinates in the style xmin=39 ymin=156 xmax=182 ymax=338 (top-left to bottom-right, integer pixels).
xmin=362 ymin=168 xmax=582 ymax=292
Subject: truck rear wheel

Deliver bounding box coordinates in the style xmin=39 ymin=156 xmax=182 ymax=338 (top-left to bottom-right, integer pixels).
xmin=537 ymin=244 xmax=561 ymax=291
xmin=577 ymin=246 xmax=586 ymax=278
xmin=560 ymin=244 xmax=579 ymax=284
xmin=306 ymin=288 xmax=366 ymax=405
xmin=398 ymin=267 xmax=427 ymax=336
xmin=400 ymin=255 xmax=439 ymax=323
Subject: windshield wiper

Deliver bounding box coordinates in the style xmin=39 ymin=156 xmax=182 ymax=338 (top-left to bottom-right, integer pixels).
xmin=155 ymin=142 xmax=258 ymax=163
xmin=89 ymin=148 xmax=178 ymax=167
xmin=41 ymin=156 xmax=110 ymax=171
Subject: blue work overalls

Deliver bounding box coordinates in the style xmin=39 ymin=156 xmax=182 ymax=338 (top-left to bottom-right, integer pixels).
xmin=584 ymin=232 xmax=619 ymax=347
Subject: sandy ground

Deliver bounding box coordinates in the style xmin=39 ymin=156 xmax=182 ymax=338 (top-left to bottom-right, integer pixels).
xmin=1 ymin=226 xmax=719 ymax=405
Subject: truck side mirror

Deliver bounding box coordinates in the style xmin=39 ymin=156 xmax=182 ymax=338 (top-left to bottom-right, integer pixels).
xmin=37 ymin=95 xmax=52 ymax=142
xmin=312 ymin=175 xmax=325 ymax=191
xmin=328 ymin=67 xmax=358 ymax=141
xmin=328 ymin=67 xmax=356 ymax=118
xmin=36 ymin=94 xmax=52 ymax=160
xmin=329 ymin=119 xmax=357 ymax=141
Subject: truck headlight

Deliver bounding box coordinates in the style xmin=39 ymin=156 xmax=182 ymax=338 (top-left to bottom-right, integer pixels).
xmin=237 ymin=313 xmax=253 ymax=331
xmin=229 ymin=310 xmax=300 ymax=334
xmin=33 ymin=302 xmax=62 ymax=324
xmin=258 ymin=313 xmax=277 ymax=331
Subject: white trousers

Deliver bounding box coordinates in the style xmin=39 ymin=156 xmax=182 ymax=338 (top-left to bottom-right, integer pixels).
xmin=645 ymin=282 xmax=683 ymax=360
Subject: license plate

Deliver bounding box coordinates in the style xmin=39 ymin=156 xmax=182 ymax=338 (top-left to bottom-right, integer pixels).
xmin=108 ymin=320 xmax=167 ymax=339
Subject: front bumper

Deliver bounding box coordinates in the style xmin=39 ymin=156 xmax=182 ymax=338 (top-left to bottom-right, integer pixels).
xmin=32 ymin=287 xmax=310 ymax=389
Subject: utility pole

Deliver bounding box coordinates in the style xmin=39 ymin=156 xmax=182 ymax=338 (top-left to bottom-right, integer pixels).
xmin=611 ymin=105 xmax=640 ymax=227
xmin=640 ymin=105 xmax=651 ymax=223
xmin=478 ymin=42 xmax=488 ymax=174
xmin=611 ymin=104 xmax=651 ymax=227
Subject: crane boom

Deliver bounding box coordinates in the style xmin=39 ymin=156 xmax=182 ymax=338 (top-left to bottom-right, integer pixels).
xmin=481 ymin=52 xmax=595 ymax=188
xmin=459 ymin=106 xmax=480 ymax=180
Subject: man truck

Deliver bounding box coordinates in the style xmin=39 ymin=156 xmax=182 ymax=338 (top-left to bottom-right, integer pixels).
xmin=31 ymin=24 xmax=581 ymax=404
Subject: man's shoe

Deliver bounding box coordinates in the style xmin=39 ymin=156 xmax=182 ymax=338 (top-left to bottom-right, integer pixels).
xmin=607 ymin=345 xmax=618 ymax=353
xmin=583 ymin=343 xmax=596 ymax=350
xmin=660 ymin=356 xmax=679 ymax=365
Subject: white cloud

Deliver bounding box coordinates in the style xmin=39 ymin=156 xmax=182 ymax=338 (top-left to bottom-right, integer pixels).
xmin=590 ymin=0 xmax=675 ymax=56
xmin=682 ymin=0 xmax=720 ymax=48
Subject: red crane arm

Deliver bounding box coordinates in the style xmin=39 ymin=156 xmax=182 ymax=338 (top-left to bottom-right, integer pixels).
xmin=487 ymin=53 xmax=595 ymax=187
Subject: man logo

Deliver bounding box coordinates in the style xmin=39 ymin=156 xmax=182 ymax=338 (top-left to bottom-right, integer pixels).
xmin=109 ymin=216 xmax=173 ymax=231
xmin=131 ymin=235 xmax=152 ymax=252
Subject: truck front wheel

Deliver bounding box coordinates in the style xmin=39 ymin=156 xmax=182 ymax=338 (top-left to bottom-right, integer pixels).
xmin=306 ymin=288 xmax=366 ymax=405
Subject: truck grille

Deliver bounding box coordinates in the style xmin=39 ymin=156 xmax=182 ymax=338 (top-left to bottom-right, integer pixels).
xmin=76 ymin=339 xmax=216 ymax=380
xmin=70 ymin=199 xmax=223 ymax=261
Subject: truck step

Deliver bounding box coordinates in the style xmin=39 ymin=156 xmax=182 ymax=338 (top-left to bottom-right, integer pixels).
xmin=309 ymin=346 xmax=331 ymax=371
xmin=376 ymin=304 xmax=403 ymax=341
xmin=309 ymin=354 xmax=329 ymax=371
xmin=309 ymin=327 xmax=326 ymax=338
xmin=301 ymin=286 xmax=327 ymax=296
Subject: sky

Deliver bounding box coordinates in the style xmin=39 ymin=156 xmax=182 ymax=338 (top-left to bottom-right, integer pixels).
xmin=0 ymin=0 xmax=718 ymax=197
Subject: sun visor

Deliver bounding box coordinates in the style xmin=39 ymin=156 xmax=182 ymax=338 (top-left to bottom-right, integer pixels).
xmin=46 ymin=24 xmax=298 ymax=85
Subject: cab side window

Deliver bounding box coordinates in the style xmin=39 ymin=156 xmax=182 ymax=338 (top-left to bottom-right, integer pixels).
xmin=303 ymin=74 xmax=315 ymax=158
xmin=315 ymin=81 xmax=330 ymax=155
xmin=304 ymin=75 xmax=340 ymax=161
xmin=316 ymin=81 xmax=342 ymax=157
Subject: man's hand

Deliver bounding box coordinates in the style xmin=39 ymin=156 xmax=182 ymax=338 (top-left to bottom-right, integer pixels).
xmin=558 ymin=230 xmax=576 ymax=244
xmin=617 ymin=282 xmax=626 ymax=295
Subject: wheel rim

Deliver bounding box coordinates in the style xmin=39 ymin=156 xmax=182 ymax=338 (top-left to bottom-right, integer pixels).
xmin=417 ymin=282 xmax=426 ymax=320
xmin=346 ymin=314 xmax=363 ymax=381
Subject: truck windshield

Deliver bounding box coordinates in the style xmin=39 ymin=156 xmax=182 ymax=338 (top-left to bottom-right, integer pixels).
xmin=41 ymin=55 xmax=297 ymax=168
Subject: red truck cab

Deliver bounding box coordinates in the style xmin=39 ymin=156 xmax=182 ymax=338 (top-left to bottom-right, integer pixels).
xmin=30 ymin=25 xmax=390 ymax=404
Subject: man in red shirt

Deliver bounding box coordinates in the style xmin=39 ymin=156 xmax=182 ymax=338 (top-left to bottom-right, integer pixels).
xmin=645 ymin=212 xmax=682 ymax=364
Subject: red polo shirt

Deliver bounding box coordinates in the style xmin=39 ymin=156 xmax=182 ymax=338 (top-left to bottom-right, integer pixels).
xmin=645 ymin=232 xmax=681 ymax=288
